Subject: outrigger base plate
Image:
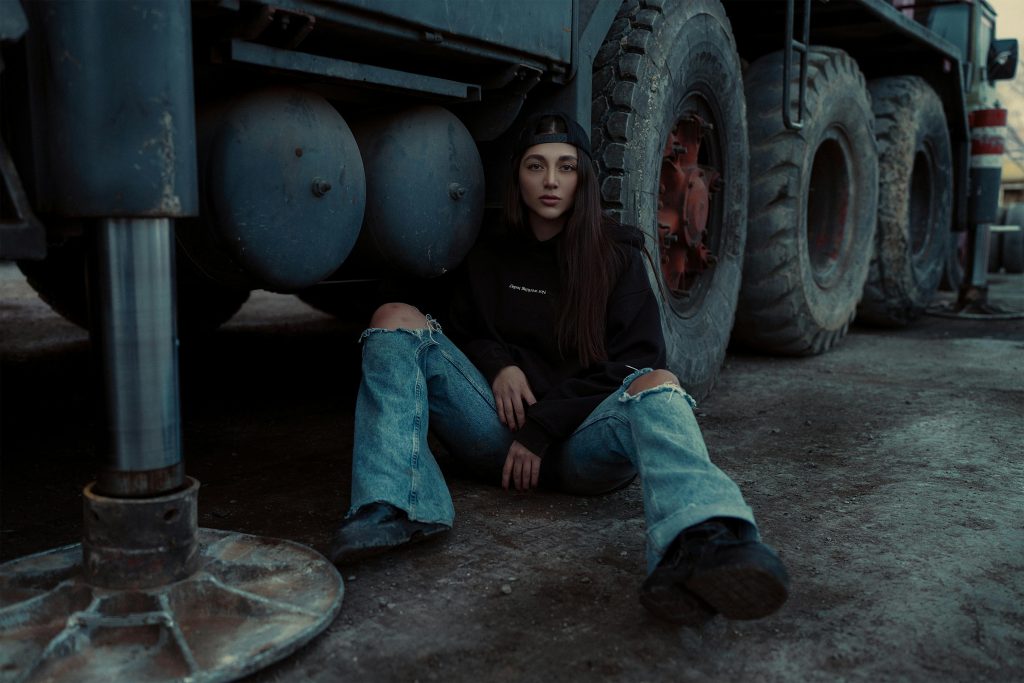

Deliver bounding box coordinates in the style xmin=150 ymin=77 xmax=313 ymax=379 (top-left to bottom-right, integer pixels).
xmin=0 ymin=529 xmax=343 ymax=683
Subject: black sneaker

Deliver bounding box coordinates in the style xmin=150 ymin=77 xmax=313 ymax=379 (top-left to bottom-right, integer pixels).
xmin=328 ymin=502 xmax=449 ymax=565
xmin=640 ymin=518 xmax=789 ymax=624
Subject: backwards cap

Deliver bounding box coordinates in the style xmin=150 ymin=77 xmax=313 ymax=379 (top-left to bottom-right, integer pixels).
xmin=513 ymin=112 xmax=592 ymax=160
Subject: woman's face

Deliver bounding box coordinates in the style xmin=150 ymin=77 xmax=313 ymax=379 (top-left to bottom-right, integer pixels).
xmin=518 ymin=142 xmax=579 ymax=230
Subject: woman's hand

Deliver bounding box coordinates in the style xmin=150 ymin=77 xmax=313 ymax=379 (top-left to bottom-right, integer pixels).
xmin=491 ymin=365 xmax=537 ymax=430
xmin=502 ymin=441 xmax=541 ymax=491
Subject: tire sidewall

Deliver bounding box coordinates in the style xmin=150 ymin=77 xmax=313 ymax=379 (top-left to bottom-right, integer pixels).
xmin=595 ymin=0 xmax=747 ymax=397
xmin=867 ymin=77 xmax=952 ymax=319
xmin=18 ymin=238 xmax=249 ymax=336
xmin=793 ymin=57 xmax=877 ymax=329
xmin=739 ymin=48 xmax=878 ymax=352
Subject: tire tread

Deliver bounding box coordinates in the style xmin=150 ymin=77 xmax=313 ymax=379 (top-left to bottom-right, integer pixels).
xmin=736 ymin=48 xmax=877 ymax=354
xmin=857 ymin=75 xmax=952 ymax=326
xmin=592 ymin=0 xmax=746 ymax=398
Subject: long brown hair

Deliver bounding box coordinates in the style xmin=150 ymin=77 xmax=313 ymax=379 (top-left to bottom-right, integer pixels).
xmin=504 ymin=115 xmax=624 ymax=367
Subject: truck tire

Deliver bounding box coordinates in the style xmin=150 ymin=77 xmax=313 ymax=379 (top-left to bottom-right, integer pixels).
xmin=18 ymin=238 xmax=249 ymax=338
xmin=858 ymin=77 xmax=952 ymax=326
xmin=592 ymin=0 xmax=747 ymax=399
xmin=1003 ymin=204 xmax=1024 ymax=274
xmin=736 ymin=48 xmax=878 ymax=354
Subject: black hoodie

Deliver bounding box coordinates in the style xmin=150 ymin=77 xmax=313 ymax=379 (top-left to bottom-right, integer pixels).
xmin=448 ymin=225 xmax=666 ymax=456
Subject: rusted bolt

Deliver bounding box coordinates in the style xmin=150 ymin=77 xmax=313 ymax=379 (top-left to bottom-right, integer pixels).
xmin=448 ymin=183 xmax=467 ymax=200
xmin=312 ymin=178 xmax=332 ymax=197
xmin=295 ymin=148 xmax=304 ymax=157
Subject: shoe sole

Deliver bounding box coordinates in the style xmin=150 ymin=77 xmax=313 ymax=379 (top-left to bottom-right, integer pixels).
xmin=330 ymin=526 xmax=449 ymax=566
xmin=638 ymin=566 xmax=716 ymax=626
xmin=685 ymin=556 xmax=789 ymax=620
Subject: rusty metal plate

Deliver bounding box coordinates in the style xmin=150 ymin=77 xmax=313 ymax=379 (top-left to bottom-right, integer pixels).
xmin=0 ymin=529 xmax=343 ymax=683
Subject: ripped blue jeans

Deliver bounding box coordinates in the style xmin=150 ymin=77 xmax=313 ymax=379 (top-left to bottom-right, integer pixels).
xmin=349 ymin=319 xmax=757 ymax=571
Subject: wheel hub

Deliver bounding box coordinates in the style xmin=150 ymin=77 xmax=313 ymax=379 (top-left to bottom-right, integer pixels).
xmin=658 ymin=114 xmax=722 ymax=295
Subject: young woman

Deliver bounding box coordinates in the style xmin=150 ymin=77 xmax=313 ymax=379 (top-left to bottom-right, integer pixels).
xmin=330 ymin=113 xmax=789 ymax=625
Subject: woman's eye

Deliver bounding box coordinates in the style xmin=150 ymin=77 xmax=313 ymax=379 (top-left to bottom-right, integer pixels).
xmin=526 ymin=163 xmax=542 ymax=171
xmin=561 ymin=165 xmax=577 ymax=172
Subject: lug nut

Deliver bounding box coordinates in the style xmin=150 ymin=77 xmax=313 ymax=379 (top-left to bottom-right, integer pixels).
xmin=311 ymin=178 xmax=332 ymax=197
xmin=448 ymin=183 xmax=467 ymax=200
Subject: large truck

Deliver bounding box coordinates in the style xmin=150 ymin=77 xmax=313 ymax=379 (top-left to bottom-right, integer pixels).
xmin=1 ymin=0 xmax=1017 ymax=400
xmin=1 ymin=2 xmax=1019 ymax=680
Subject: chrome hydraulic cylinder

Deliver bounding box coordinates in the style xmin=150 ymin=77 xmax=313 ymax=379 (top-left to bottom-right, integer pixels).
xmin=89 ymin=218 xmax=184 ymax=497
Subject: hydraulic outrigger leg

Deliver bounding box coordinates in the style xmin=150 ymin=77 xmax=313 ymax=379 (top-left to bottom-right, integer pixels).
xmin=0 ymin=218 xmax=343 ymax=683
xmin=941 ymin=107 xmax=1021 ymax=319
xmin=956 ymin=221 xmax=995 ymax=313
xmin=0 ymin=3 xmax=341 ymax=674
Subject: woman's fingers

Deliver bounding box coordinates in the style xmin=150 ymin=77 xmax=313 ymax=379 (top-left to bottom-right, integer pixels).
xmin=512 ymin=395 xmax=526 ymax=430
xmin=494 ymin=393 xmax=507 ymax=426
xmin=501 ymin=450 xmax=513 ymax=490
xmin=499 ymin=396 xmax=513 ymax=428
xmin=503 ymin=397 xmax=517 ymax=430
xmin=492 ymin=367 xmax=538 ymax=432
xmin=502 ymin=442 xmax=541 ymax=491
xmin=496 ymin=392 xmax=526 ymax=430
xmin=499 ymin=400 xmax=531 ymax=430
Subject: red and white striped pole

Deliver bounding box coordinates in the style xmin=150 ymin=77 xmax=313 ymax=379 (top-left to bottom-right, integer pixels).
xmin=963 ymin=107 xmax=1007 ymax=295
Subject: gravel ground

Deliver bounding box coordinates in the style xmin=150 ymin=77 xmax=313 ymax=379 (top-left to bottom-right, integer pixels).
xmin=2 ymin=262 xmax=1022 ymax=682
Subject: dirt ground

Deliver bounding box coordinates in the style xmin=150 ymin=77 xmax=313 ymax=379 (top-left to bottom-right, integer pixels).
xmin=2 ymin=262 xmax=1022 ymax=682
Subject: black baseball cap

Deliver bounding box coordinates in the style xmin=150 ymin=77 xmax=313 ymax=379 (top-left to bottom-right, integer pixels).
xmin=513 ymin=112 xmax=592 ymax=160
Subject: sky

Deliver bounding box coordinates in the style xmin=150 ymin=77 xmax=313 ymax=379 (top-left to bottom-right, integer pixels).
xmin=988 ymin=0 xmax=1024 ymax=40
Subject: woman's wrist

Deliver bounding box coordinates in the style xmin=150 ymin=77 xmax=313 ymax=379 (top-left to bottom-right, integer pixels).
xmin=514 ymin=420 xmax=550 ymax=458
